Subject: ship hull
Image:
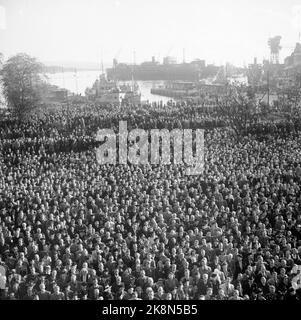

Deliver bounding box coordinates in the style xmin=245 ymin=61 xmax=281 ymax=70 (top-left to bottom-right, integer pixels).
xmin=107 ymin=64 xmax=201 ymax=81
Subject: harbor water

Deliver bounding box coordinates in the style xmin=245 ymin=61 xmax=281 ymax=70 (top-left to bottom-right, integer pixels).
xmin=46 ymin=71 xmax=173 ymax=104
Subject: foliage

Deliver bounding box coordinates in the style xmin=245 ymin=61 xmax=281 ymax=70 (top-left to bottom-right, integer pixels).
xmin=276 ymin=85 xmax=301 ymax=111
xmin=278 ymin=86 xmax=301 ymax=132
xmin=215 ymin=85 xmax=260 ymax=136
xmin=0 ymin=53 xmax=45 ymax=119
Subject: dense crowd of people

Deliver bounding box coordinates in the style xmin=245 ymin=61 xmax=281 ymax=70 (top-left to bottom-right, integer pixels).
xmin=0 ymin=102 xmax=301 ymax=300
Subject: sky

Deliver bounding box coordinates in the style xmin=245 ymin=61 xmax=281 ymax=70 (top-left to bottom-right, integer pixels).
xmin=0 ymin=0 xmax=301 ymax=67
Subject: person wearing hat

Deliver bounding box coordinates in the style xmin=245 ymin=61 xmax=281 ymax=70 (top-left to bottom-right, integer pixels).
xmin=233 ymin=254 xmax=244 ymax=280
xmin=258 ymin=276 xmax=269 ymax=296
xmin=154 ymin=285 xmax=165 ymax=300
xmin=210 ymin=272 xmax=221 ymax=295
xmin=197 ymin=273 xmax=212 ymax=296
xmin=78 ymin=281 xmax=88 ymax=298
xmin=242 ymin=276 xmax=258 ymax=297
xmin=57 ymin=268 xmax=68 ymax=290
xmin=216 ymin=288 xmax=227 ymax=300
xmin=123 ymin=287 xmax=134 ymax=300
xmin=103 ymin=284 xmax=113 ymax=300
xmin=220 ymin=276 xmax=234 ymax=297
xmin=164 ymin=272 xmax=178 ymax=293
xmin=284 ymin=287 xmax=299 ymax=301
xmin=256 ymin=288 xmax=266 ymax=300
xmin=266 ymin=285 xmax=278 ymax=300
xmin=64 ymin=284 xmax=74 ymax=300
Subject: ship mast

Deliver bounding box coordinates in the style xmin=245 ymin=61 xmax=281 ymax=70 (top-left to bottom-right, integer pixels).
xmin=101 ymin=49 xmax=104 ymax=76
xmin=62 ymin=66 xmax=65 ymax=88
xmin=74 ymin=68 xmax=78 ymax=95
xmin=132 ymin=50 xmax=136 ymax=91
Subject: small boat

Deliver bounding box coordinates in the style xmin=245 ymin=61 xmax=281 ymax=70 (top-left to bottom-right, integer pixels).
xmin=85 ymin=74 xmax=141 ymax=105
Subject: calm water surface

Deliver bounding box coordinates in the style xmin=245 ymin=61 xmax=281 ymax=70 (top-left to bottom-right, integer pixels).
xmin=46 ymin=71 xmax=173 ymax=103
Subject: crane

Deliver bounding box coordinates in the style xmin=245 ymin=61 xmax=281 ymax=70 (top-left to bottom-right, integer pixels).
xmin=165 ymin=45 xmax=173 ymax=57
xmin=114 ymin=47 xmax=122 ymax=61
xmin=113 ymin=47 xmax=122 ymax=68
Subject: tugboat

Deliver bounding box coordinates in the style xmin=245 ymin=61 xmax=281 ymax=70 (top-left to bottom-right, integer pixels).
xmin=119 ymin=81 xmax=141 ymax=105
xmin=85 ymin=73 xmax=141 ymax=105
xmin=151 ymin=81 xmax=198 ymax=99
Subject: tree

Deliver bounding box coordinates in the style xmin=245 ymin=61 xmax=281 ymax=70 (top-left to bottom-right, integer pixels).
xmin=215 ymin=84 xmax=260 ymax=136
xmin=277 ymin=86 xmax=301 ymax=132
xmin=0 ymin=53 xmax=45 ymax=119
xmin=0 ymin=53 xmax=5 ymax=109
xmin=276 ymin=85 xmax=301 ymax=111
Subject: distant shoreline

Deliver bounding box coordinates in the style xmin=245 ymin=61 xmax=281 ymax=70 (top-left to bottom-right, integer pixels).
xmin=43 ymin=66 xmax=102 ymax=74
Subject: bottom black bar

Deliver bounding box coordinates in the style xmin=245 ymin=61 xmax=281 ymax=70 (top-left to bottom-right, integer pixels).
xmin=0 ymin=300 xmax=296 ymax=319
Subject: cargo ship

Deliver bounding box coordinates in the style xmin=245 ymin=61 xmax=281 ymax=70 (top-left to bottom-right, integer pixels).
xmin=106 ymin=56 xmax=219 ymax=81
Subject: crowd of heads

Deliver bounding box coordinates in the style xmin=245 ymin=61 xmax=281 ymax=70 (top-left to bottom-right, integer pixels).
xmin=0 ymin=101 xmax=301 ymax=300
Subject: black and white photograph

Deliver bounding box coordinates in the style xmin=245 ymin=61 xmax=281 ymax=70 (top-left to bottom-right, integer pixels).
xmin=0 ymin=0 xmax=301 ymax=315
